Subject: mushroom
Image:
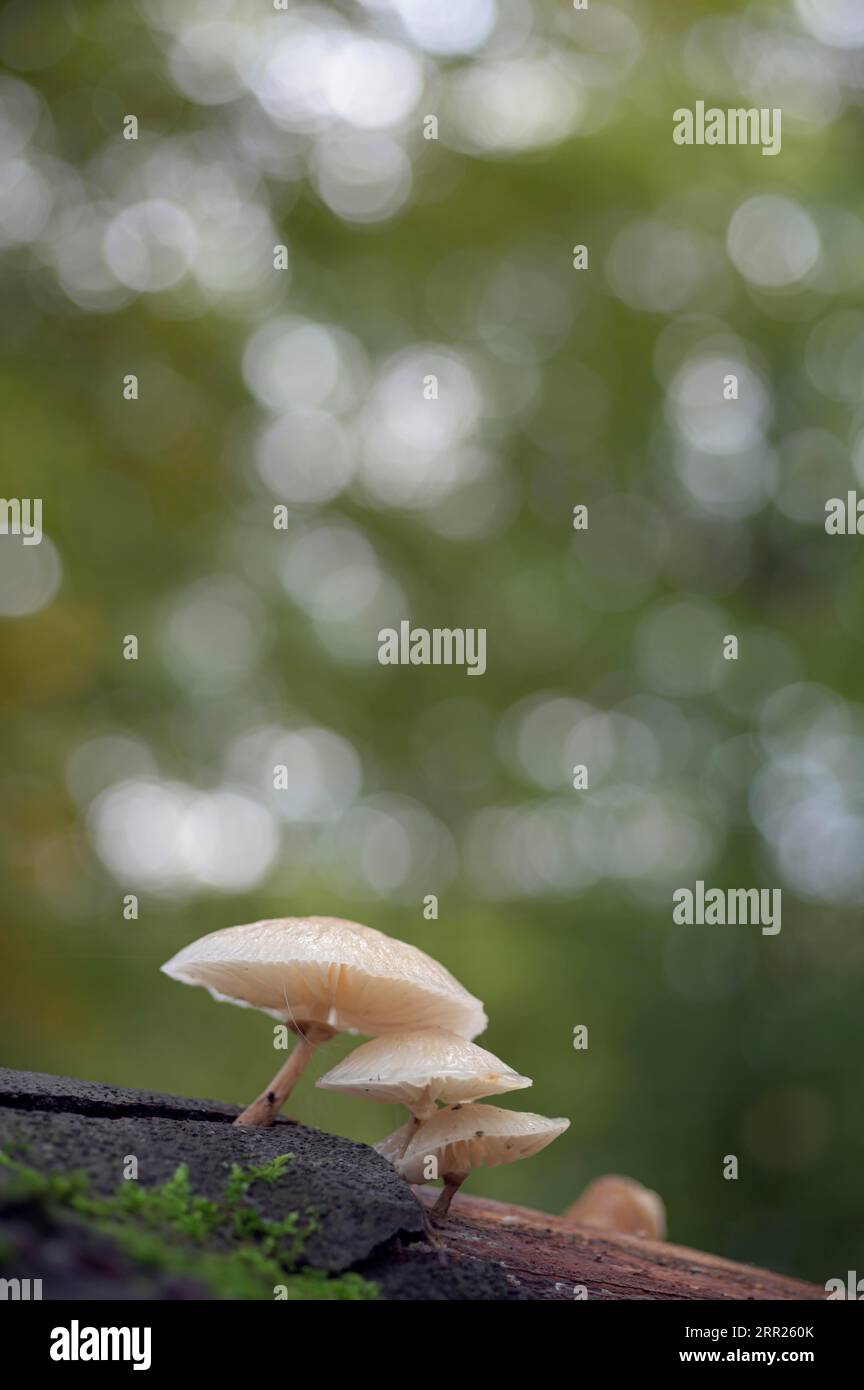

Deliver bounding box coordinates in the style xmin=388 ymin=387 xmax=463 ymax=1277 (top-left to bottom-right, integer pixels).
xmin=317 ymin=1025 xmax=532 ymax=1156
xmin=375 ymin=1117 xmax=420 ymax=1166
xmin=160 ymin=916 xmax=487 ymax=1127
xmin=563 ymin=1175 xmax=666 ymax=1240
xmin=394 ymin=1102 xmax=570 ymax=1217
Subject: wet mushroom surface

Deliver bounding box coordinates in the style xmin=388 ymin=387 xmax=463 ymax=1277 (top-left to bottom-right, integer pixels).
xmin=161 ymin=916 xmax=487 ymax=1126
xmin=393 ymin=1102 xmax=570 ymax=1217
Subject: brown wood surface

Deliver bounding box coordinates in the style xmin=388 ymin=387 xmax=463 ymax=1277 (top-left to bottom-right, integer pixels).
xmin=415 ymin=1188 xmax=824 ymax=1301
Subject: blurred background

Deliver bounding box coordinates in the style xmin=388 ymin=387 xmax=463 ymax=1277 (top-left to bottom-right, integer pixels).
xmin=1 ymin=0 xmax=863 ymax=1286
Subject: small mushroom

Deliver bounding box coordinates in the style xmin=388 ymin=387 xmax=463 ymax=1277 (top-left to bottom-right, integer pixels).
xmin=563 ymin=1175 xmax=666 ymax=1240
xmin=317 ymin=1025 xmax=532 ymax=1157
xmin=394 ymin=1102 xmax=570 ymax=1217
xmin=160 ymin=916 xmax=486 ymax=1126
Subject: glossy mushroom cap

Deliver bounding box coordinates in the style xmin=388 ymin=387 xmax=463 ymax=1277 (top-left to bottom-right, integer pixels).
xmin=395 ymin=1103 xmax=570 ymax=1184
xmin=160 ymin=916 xmax=487 ymax=1040
xmin=564 ymin=1175 xmax=666 ymax=1240
xmin=317 ymin=1027 xmax=531 ymax=1114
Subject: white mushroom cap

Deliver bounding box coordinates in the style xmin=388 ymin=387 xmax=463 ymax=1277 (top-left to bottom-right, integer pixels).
xmin=317 ymin=1027 xmax=531 ymax=1114
xmin=160 ymin=916 xmax=487 ymax=1039
xmin=395 ymin=1103 xmax=570 ymax=1184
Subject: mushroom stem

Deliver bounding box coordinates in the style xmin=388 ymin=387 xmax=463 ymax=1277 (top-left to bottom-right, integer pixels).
xmin=431 ymin=1170 xmax=468 ymax=1219
xmin=234 ymin=1020 xmax=334 ymax=1127
xmin=400 ymin=1113 xmax=422 ymax=1157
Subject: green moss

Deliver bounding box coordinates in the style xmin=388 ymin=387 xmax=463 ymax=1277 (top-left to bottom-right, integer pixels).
xmin=2 ymin=1139 xmax=32 ymax=1159
xmin=0 ymin=1151 xmax=378 ymax=1301
xmin=0 ymin=1154 xmax=89 ymax=1205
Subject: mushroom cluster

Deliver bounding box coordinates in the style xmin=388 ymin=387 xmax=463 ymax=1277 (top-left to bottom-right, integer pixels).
xmin=161 ymin=915 xmax=568 ymax=1214
xmin=162 ymin=915 xmax=486 ymax=1126
xmin=318 ymin=1027 xmax=568 ymax=1216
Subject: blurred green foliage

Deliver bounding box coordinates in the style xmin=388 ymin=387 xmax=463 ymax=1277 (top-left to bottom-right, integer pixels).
xmin=1 ymin=0 xmax=863 ymax=1286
